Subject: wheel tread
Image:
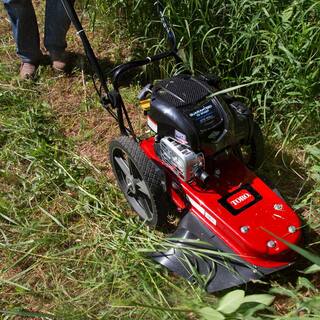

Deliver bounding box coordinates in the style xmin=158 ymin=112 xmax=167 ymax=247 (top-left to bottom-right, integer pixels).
xmin=110 ymin=136 xmax=168 ymax=226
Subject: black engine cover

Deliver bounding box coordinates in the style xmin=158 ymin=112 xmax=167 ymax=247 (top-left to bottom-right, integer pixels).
xmin=148 ymin=74 xmax=251 ymax=153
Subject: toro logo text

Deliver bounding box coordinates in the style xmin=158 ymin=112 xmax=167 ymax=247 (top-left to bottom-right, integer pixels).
xmin=227 ymin=190 xmax=254 ymax=210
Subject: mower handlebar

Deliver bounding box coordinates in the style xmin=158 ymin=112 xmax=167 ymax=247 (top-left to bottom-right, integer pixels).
xmin=112 ymin=50 xmax=178 ymax=89
xmin=156 ymin=0 xmax=177 ymax=52
xmin=112 ymin=1 xmax=180 ymax=89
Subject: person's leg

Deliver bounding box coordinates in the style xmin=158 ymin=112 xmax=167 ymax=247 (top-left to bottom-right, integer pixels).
xmin=2 ymin=0 xmax=42 ymax=64
xmin=44 ymin=0 xmax=74 ymax=55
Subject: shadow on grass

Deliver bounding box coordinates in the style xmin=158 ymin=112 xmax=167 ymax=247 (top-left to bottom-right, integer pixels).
xmin=64 ymin=51 xmax=115 ymax=77
xmin=60 ymin=51 xmax=151 ymax=88
xmin=259 ymin=142 xmax=313 ymax=203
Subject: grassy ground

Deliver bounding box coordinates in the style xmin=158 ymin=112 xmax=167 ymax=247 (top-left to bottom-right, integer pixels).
xmin=0 ymin=2 xmax=320 ymax=320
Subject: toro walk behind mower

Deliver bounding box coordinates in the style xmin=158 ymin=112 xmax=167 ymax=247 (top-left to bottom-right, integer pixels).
xmin=61 ymin=0 xmax=302 ymax=292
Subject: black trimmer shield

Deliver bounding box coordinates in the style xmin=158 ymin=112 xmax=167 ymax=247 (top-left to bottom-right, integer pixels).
xmin=151 ymin=213 xmax=285 ymax=292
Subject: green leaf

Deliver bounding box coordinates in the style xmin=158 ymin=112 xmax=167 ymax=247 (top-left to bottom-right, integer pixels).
xmin=242 ymin=304 xmax=270 ymax=318
xmin=242 ymin=294 xmax=275 ymax=306
xmin=0 ymin=308 xmax=54 ymax=319
xmin=297 ymin=277 xmax=315 ymax=291
xmin=0 ymin=212 xmax=18 ymax=225
xmin=306 ymin=145 xmax=320 ymax=158
xmin=198 ymin=307 xmax=225 ymax=320
xmin=217 ymin=289 xmax=245 ymax=314
xmin=208 ymin=81 xmax=267 ymax=99
xmin=0 ymin=279 xmax=30 ymax=292
xmin=304 ymin=296 xmax=320 ymax=313
xmin=282 ymin=6 xmax=293 ymax=24
xmin=270 ymin=286 xmax=296 ymax=298
xmin=39 ymin=206 xmax=66 ymax=230
xmin=304 ymin=264 xmax=320 ymax=274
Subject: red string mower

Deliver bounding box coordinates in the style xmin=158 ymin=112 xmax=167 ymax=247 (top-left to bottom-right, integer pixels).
xmin=61 ymin=0 xmax=302 ymax=292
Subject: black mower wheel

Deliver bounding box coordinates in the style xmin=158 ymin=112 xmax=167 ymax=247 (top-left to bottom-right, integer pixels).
xmin=109 ymin=136 xmax=168 ymax=227
xmin=234 ymin=121 xmax=265 ymax=170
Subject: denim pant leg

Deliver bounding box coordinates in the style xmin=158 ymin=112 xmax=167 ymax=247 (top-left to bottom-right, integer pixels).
xmin=2 ymin=0 xmax=42 ymax=63
xmin=44 ymin=0 xmax=74 ymax=53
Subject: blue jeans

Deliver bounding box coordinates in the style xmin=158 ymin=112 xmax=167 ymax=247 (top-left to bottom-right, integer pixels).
xmin=3 ymin=0 xmax=74 ymax=63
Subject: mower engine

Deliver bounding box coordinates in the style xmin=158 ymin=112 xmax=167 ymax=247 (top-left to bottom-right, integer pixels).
xmin=159 ymin=136 xmax=207 ymax=182
xmin=145 ymin=74 xmax=260 ymax=181
xmin=137 ymin=74 xmax=301 ymax=292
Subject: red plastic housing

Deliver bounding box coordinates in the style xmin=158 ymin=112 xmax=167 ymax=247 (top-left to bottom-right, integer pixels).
xmin=140 ymin=137 xmax=302 ymax=269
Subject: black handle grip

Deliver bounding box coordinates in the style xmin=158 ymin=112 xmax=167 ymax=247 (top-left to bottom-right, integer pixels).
xmin=112 ymin=50 xmax=175 ymax=89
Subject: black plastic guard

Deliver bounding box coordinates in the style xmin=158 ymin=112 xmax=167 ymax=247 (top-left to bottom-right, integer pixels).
xmin=151 ymin=213 xmax=287 ymax=292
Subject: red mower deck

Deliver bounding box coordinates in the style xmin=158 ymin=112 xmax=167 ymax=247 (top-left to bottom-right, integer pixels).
xmin=141 ymin=137 xmax=301 ymax=271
